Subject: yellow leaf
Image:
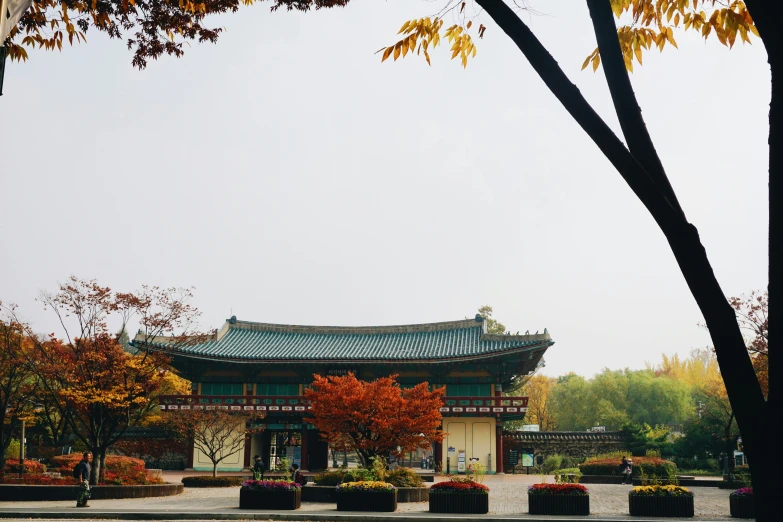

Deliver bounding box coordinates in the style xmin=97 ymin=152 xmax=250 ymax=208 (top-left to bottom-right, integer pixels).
xmin=750 ymin=24 xmax=759 ymax=37
xmin=467 ymin=20 xmax=472 ymax=29
xmin=581 ymin=53 xmax=593 ymax=71
xmin=398 ymin=21 xmax=410 ymax=34
xmin=634 ymin=46 xmax=642 ymax=64
xmin=402 ymin=41 xmax=409 ymax=57
xmin=381 ymin=47 xmax=393 ymax=62
xmin=393 ymin=44 xmax=401 ymax=61
xmin=674 ymin=12 xmax=679 ymax=26
xmin=592 ymin=53 xmax=601 ymax=72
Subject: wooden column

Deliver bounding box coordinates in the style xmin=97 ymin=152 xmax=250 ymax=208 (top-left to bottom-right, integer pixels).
xmin=186 ymin=438 xmax=195 ymax=470
xmin=495 ymin=384 xmax=504 ymax=474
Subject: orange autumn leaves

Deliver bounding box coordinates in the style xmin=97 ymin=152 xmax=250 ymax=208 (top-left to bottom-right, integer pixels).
xmin=304 ymin=373 xmax=445 ymax=465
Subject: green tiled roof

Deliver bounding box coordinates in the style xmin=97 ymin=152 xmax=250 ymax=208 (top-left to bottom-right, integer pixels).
xmin=139 ymin=317 xmax=553 ymax=362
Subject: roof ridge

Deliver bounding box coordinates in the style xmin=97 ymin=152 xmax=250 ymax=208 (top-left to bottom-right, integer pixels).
xmin=228 ymin=318 xmax=483 ymax=335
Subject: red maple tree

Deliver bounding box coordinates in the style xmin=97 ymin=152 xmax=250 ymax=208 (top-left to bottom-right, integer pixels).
xmin=304 ymin=373 xmax=444 ymax=466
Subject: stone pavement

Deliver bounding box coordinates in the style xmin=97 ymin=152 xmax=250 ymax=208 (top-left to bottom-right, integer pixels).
xmin=0 ymin=473 xmax=738 ymax=521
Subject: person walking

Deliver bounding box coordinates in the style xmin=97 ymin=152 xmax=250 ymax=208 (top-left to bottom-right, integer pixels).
xmin=75 ymin=452 xmax=93 ymax=507
xmin=252 ymin=455 xmax=265 ymax=480
xmin=620 ymin=456 xmax=633 ymax=485
xmin=290 ymin=463 xmax=306 ymax=485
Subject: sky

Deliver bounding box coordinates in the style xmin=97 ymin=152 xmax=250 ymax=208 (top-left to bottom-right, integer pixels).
xmin=0 ymin=0 xmax=770 ymax=378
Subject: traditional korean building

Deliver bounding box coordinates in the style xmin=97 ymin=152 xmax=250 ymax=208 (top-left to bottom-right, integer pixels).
xmin=141 ymin=314 xmax=553 ymax=474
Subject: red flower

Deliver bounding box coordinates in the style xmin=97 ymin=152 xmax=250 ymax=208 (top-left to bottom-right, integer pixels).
xmin=528 ymin=483 xmax=588 ymax=496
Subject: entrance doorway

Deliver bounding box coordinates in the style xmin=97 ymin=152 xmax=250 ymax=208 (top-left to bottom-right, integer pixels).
xmin=267 ymin=429 xmax=301 ymax=470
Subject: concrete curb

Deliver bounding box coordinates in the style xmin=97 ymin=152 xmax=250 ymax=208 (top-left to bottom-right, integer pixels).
xmin=0 ymin=509 xmax=734 ymax=521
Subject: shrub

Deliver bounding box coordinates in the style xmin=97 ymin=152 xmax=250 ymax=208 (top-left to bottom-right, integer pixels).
xmin=542 ymin=455 xmax=563 ymax=474
xmin=342 ymin=468 xmax=374 ymax=483
xmin=584 ymin=451 xmax=630 ymax=462
xmin=554 ymin=468 xmax=582 ymax=483
xmin=50 ymin=455 xmax=146 ymax=473
xmin=336 ymin=481 xmax=395 ymax=492
xmin=386 ymin=468 xmax=423 ymax=487
xmin=578 ymin=457 xmax=676 ymax=477
xmin=241 ymin=479 xmax=300 ymax=491
xmin=182 ymin=476 xmax=247 ymax=487
xmin=629 ymin=485 xmax=693 ymax=497
xmin=528 ymin=483 xmax=588 ymax=496
xmin=431 ymin=480 xmax=489 ymax=493
xmin=1 ymin=475 xmax=74 ymax=485
xmin=3 ymin=458 xmax=46 ymax=474
xmin=314 ymin=470 xmax=345 ymax=486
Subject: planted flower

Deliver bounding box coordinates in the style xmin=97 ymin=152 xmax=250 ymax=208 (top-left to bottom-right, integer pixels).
xmin=336 ymin=481 xmax=397 ymax=512
xmin=528 ymin=483 xmax=588 ymax=496
xmin=729 ymin=487 xmax=754 ymax=518
xmin=528 ymin=482 xmax=590 ymax=516
xmin=730 ymin=487 xmax=753 ymax=497
xmin=336 ymin=481 xmax=396 ymax=492
xmin=241 ymin=479 xmax=301 ymax=491
xmin=431 ymin=481 xmax=489 ymax=494
xmin=629 ymin=485 xmax=693 ymax=497
xmin=239 ymin=479 xmax=302 ymax=510
xmin=430 ymin=480 xmax=489 ymax=514
xmin=628 ymin=485 xmax=694 ymax=517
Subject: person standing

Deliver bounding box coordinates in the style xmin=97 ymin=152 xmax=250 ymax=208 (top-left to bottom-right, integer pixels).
xmin=75 ymin=452 xmax=93 ymax=507
xmin=252 ymin=455 xmax=265 ymax=480
xmin=620 ymin=456 xmax=633 ymax=485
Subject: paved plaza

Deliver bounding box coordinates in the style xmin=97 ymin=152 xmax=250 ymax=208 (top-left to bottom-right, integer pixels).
xmin=0 ymin=473 xmax=738 ymax=521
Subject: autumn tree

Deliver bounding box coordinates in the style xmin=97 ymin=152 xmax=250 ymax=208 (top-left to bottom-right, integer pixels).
xmin=304 ymin=373 xmax=444 ymax=466
xmin=517 ymin=374 xmax=557 ymax=431
xmin=169 ymin=409 xmax=262 ymax=477
xmin=0 ymin=305 xmax=38 ymax=478
xmin=16 ymin=277 xmax=202 ymax=483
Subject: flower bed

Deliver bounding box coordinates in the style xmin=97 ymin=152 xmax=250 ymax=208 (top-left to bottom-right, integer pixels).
xmin=528 ymin=483 xmax=589 ymax=516
xmin=628 ymin=485 xmax=694 ymax=517
xmin=46 ymin=455 xmax=161 ymax=485
xmin=429 ymin=481 xmax=489 ymax=514
xmin=729 ymin=487 xmax=754 ymax=518
xmin=336 ymin=481 xmax=397 ymax=512
xmin=239 ymin=480 xmax=301 ymax=510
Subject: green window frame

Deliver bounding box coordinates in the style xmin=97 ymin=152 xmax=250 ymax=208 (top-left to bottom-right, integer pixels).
xmin=445 ymin=384 xmax=491 ymax=397
xmin=256 ymin=384 xmax=300 ymax=396
xmin=201 ymin=383 xmax=243 ymax=396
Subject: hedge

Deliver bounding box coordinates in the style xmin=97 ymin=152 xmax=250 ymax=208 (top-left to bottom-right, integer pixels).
xmin=51 ymin=455 xmax=146 ymax=473
xmin=181 ymin=476 xmax=247 ymax=487
xmin=3 ymin=459 xmax=46 ymax=474
xmin=578 ymin=457 xmax=676 ymax=477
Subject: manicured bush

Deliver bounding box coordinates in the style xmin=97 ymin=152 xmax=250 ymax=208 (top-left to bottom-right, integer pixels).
xmin=336 ymin=481 xmax=396 ymax=492
xmin=181 ymin=476 xmax=247 ymax=487
xmin=579 ymin=457 xmax=676 ymax=477
xmin=554 ymin=468 xmax=582 ymax=483
xmin=1 ymin=475 xmax=74 ymax=485
xmin=3 ymin=459 xmax=46 ymax=474
xmin=314 ymin=470 xmax=344 ymax=486
xmin=241 ymin=479 xmax=300 ymax=491
xmin=386 ymin=468 xmax=423 ymax=487
xmin=51 ymin=455 xmax=146 ymax=473
xmin=542 ymin=455 xmax=563 ymax=474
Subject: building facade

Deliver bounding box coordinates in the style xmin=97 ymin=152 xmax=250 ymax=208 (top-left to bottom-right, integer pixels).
xmin=142 ymin=314 xmax=553 ymax=473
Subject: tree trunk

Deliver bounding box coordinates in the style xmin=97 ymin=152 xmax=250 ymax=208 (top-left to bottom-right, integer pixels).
xmin=90 ymin=449 xmax=105 ymax=485
xmin=212 ymin=462 xmax=217 ymax=478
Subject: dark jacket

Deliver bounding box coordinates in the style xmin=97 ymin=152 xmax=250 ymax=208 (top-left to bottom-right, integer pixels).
xmin=77 ymin=460 xmax=91 ymax=481
xmin=253 ymin=460 xmax=264 ymax=474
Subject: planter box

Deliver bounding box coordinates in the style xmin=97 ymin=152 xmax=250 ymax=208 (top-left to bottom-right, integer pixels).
xmin=529 ymin=494 xmax=589 ymax=516
xmin=336 ymin=489 xmax=397 ymax=512
xmin=429 ymin=491 xmax=488 ymax=514
xmin=730 ymin=495 xmax=754 ymax=518
xmin=239 ymin=488 xmax=301 ymax=510
xmin=629 ymin=495 xmax=694 ymax=517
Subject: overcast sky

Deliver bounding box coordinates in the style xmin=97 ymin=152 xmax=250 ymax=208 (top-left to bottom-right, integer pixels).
xmin=0 ymin=0 xmax=770 ymax=378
